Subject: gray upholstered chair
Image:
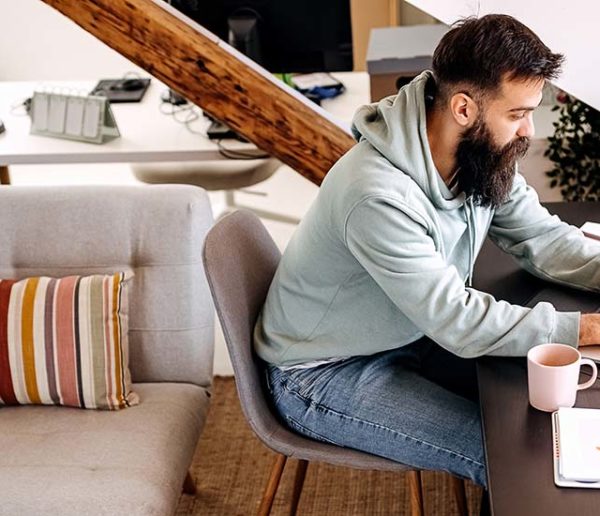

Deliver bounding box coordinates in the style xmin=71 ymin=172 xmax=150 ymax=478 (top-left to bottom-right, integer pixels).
xmin=132 ymin=158 xmax=300 ymax=224
xmin=0 ymin=185 xmax=215 ymax=516
xmin=202 ymin=210 xmax=469 ymax=516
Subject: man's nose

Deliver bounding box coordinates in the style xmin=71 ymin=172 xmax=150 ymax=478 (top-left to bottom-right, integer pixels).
xmin=517 ymin=113 xmax=535 ymax=139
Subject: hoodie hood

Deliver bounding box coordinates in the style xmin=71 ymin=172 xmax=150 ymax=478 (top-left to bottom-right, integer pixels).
xmin=352 ymin=70 xmax=479 ymax=285
xmin=351 ymin=70 xmax=465 ymax=211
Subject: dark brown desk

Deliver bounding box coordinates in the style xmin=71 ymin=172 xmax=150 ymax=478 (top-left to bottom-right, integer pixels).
xmin=472 ymin=202 xmax=600 ymax=516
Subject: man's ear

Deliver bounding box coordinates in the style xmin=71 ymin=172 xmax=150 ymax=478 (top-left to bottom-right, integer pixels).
xmin=449 ymin=92 xmax=479 ymax=128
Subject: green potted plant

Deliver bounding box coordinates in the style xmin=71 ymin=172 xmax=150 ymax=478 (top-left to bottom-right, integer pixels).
xmin=545 ymin=92 xmax=600 ymax=201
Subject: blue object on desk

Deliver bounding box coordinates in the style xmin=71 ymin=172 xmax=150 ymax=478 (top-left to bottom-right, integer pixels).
xmin=298 ymin=85 xmax=346 ymax=106
xmin=306 ymin=85 xmax=346 ymax=99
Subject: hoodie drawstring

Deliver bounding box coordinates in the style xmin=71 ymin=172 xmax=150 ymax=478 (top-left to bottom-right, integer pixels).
xmin=465 ymin=198 xmax=476 ymax=287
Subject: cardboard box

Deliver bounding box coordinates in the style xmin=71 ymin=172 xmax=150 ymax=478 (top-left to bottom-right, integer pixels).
xmin=367 ymin=24 xmax=448 ymax=101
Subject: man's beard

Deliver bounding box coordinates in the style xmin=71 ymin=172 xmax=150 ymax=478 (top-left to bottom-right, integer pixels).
xmin=454 ymin=118 xmax=530 ymax=208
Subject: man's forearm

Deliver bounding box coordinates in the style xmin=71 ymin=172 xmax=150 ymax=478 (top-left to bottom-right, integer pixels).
xmin=578 ymin=314 xmax=600 ymax=346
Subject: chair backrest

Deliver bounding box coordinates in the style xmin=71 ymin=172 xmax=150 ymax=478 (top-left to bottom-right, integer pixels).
xmin=202 ymin=211 xmax=284 ymax=442
xmin=0 ymin=185 xmax=214 ymax=387
xmin=203 ymin=211 xmax=418 ymax=471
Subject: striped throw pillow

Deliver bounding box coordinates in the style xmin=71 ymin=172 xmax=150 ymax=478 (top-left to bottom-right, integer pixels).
xmin=0 ymin=273 xmax=139 ymax=410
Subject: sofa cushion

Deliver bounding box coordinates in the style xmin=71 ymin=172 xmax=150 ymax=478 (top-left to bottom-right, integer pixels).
xmin=0 ymin=382 xmax=210 ymax=516
xmin=0 ymin=273 xmax=137 ymax=410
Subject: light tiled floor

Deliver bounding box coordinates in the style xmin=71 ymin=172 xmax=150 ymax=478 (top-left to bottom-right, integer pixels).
xmin=8 ymin=161 xmax=319 ymax=375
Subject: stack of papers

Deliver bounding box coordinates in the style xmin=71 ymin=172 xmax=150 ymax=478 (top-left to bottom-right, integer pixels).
xmin=553 ymin=407 xmax=600 ymax=487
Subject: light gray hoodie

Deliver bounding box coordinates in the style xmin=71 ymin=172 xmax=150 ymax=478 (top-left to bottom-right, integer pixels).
xmin=254 ymin=71 xmax=600 ymax=366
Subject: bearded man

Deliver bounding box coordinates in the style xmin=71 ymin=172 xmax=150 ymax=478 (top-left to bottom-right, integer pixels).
xmin=253 ymin=14 xmax=600 ymax=489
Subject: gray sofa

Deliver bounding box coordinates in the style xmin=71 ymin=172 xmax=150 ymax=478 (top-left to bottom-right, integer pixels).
xmin=0 ymin=185 xmax=214 ymax=516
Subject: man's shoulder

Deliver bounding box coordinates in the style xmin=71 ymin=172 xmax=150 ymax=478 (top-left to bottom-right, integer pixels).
xmin=322 ymin=140 xmax=422 ymax=206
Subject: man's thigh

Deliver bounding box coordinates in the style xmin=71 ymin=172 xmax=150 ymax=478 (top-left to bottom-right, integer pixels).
xmin=267 ymin=346 xmax=486 ymax=486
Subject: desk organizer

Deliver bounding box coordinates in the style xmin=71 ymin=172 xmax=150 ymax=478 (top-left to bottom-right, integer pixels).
xmin=30 ymin=90 xmax=120 ymax=144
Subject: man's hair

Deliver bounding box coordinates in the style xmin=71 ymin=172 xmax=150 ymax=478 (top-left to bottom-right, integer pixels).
xmin=431 ymin=14 xmax=564 ymax=105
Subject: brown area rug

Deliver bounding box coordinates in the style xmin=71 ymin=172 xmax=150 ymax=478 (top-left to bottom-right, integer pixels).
xmin=176 ymin=377 xmax=483 ymax=515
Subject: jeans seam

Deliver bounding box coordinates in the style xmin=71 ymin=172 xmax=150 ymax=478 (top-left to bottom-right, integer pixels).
xmin=285 ymin=385 xmax=484 ymax=468
xmin=285 ymin=414 xmax=340 ymax=446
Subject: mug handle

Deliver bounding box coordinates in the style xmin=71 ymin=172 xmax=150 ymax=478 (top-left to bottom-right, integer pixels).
xmin=577 ymin=358 xmax=598 ymax=390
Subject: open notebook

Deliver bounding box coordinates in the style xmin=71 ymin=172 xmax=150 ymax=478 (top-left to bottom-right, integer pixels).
xmin=553 ymin=408 xmax=600 ymax=487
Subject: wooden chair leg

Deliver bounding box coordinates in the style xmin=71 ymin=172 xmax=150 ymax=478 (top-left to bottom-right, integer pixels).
xmin=182 ymin=470 xmax=197 ymax=495
xmin=451 ymin=475 xmax=469 ymax=516
xmin=480 ymin=489 xmax=491 ymax=516
xmin=289 ymin=459 xmax=309 ymax=516
xmin=407 ymin=470 xmax=424 ymax=516
xmin=258 ymin=454 xmax=287 ymax=516
xmin=0 ymin=166 xmax=10 ymax=185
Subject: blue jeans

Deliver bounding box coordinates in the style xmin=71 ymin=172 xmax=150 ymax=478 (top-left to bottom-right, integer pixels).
xmin=265 ymin=338 xmax=487 ymax=487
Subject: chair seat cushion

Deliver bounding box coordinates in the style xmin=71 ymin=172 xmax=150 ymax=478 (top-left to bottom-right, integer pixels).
xmin=0 ymin=382 xmax=210 ymax=516
xmin=131 ymin=159 xmax=280 ymax=191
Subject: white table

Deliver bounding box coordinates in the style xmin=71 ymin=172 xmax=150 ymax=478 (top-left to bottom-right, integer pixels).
xmin=0 ymin=73 xmax=369 ymax=184
xmin=0 ymin=79 xmax=256 ymax=166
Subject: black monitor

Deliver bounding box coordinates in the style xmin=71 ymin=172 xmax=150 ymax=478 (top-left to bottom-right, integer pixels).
xmin=169 ymin=1 xmax=353 ymax=73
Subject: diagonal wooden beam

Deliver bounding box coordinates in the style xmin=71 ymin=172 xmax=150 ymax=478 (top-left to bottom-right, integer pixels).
xmin=39 ymin=0 xmax=356 ymax=185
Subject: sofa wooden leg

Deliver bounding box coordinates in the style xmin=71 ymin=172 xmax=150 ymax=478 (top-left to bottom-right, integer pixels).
xmin=257 ymin=454 xmax=287 ymax=516
xmin=0 ymin=166 xmax=10 ymax=185
xmin=182 ymin=470 xmax=197 ymax=495
xmin=451 ymin=476 xmax=469 ymax=516
xmin=289 ymin=459 xmax=309 ymax=516
xmin=408 ymin=470 xmax=424 ymax=516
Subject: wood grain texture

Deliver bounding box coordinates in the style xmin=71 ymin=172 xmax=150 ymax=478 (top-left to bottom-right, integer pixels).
xmin=407 ymin=470 xmax=424 ymax=516
xmin=39 ymin=0 xmax=355 ymax=186
xmin=450 ymin=476 xmax=468 ymax=516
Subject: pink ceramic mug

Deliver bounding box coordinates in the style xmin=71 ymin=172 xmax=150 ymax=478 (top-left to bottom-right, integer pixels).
xmin=527 ymin=343 xmax=598 ymax=412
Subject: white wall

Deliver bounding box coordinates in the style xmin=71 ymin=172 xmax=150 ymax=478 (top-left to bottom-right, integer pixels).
xmin=0 ymin=0 xmax=142 ymax=80
xmin=406 ymin=0 xmax=600 ymax=112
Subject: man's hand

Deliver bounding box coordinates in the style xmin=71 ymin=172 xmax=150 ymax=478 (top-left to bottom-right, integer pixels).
xmin=578 ymin=314 xmax=600 ymax=346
